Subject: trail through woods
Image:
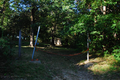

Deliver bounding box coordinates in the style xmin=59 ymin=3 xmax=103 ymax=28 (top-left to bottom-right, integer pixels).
xmin=39 ymin=49 xmax=99 ymax=80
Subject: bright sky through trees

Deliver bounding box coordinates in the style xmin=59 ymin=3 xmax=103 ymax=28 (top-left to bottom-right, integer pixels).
xmin=9 ymin=0 xmax=26 ymax=11
xmin=9 ymin=0 xmax=79 ymax=12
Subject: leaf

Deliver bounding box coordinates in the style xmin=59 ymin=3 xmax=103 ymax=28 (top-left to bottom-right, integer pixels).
xmin=90 ymin=31 xmax=100 ymax=35
xmin=111 ymin=24 xmax=116 ymax=29
xmin=116 ymin=21 xmax=120 ymax=29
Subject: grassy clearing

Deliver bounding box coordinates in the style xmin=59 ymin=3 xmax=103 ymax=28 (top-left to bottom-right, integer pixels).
xmin=1 ymin=42 xmax=120 ymax=80
xmin=0 ymin=43 xmax=79 ymax=80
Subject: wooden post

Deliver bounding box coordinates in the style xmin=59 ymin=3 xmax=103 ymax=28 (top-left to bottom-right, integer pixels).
xmin=87 ymin=32 xmax=89 ymax=62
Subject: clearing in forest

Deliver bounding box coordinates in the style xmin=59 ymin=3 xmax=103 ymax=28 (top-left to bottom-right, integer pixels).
xmin=0 ymin=45 xmax=119 ymax=80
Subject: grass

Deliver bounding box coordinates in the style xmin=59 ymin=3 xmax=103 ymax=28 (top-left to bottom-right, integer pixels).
xmin=89 ymin=55 xmax=118 ymax=74
xmin=0 ymin=47 xmax=52 ymax=80
xmin=1 ymin=42 xmax=120 ymax=80
xmin=76 ymin=54 xmax=120 ymax=79
xmin=0 ymin=43 xmax=79 ymax=80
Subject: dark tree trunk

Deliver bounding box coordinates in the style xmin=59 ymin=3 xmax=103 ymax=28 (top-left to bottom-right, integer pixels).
xmin=51 ymin=28 xmax=54 ymax=45
xmin=51 ymin=24 xmax=57 ymax=45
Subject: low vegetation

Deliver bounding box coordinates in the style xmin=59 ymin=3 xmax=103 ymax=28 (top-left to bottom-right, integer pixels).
xmin=1 ymin=43 xmax=120 ymax=79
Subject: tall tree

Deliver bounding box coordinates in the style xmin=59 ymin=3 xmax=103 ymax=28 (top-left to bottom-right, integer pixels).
xmin=0 ymin=0 xmax=11 ymax=37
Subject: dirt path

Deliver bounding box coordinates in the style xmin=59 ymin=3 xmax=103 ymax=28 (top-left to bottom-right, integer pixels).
xmin=53 ymin=69 xmax=94 ymax=80
xmin=36 ymin=49 xmax=99 ymax=80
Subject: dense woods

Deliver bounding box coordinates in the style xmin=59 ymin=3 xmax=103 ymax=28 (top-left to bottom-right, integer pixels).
xmin=1 ymin=0 xmax=120 ymax=57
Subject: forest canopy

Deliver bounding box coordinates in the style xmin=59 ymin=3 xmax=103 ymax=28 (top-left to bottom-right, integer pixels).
xmin=0 ymin=0 xmax=120 ymax=60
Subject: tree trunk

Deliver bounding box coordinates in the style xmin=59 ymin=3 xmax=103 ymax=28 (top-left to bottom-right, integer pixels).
xmin=51 ymin=24 xmax=57 ymax=45
xmin=102 ymin=2 xmax=107 ymax=52
xmin=30 ymin=26 xmax=34 ymax=47
xmin=51 ymin=27 xmax=54 ymax=45
xmin=30 ymin=9 xmax=34 ymax=47
xmin=103 ymin=6 xmax=106 ymax=15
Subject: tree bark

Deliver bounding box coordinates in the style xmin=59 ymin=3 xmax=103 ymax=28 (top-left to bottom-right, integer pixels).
xmin=51 ymin=27 xmax=54 ymax=45
xmin=102 ymin=3 xmax=107 ymax=52
xmin=103 ymin=6 xmax=106 ymax=15
xmin=51 ymin=23 xmax=57 ymax=45
xmin=30 ymin=8 xmax=34 ymax=47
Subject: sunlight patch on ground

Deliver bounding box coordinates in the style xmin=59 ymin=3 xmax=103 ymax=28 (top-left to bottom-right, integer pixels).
xmin=76 ymin=55 xmax=118 ymax=75
xmin=15 ymin=45 xmax=45 ymax=49
xmin=21 ymin=46 xmax=33 ymax=48
xmin=15 ymin=45 xmax=33 ymax=48
xmin=76 ymin=57 xmax=104 ymax=66
xmin=88 ymin=64 xmax=112 ymax=74
xmin=15 ymin=45 xmax=19 ymax=47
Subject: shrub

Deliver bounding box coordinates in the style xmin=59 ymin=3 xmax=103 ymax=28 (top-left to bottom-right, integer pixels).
xmin=0 ymin=37 xmax=13 ymax=59
xmin=112 ymin=46 xmax=120 ymax=61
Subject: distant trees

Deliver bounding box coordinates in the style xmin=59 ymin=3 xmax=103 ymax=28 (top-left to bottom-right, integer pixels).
xmin=0 ymin=0 xmax=12 ymax=37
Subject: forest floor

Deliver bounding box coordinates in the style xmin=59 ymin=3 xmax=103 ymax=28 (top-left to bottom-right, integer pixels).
xmin=0 ymin=44 xmax=120 ymax=80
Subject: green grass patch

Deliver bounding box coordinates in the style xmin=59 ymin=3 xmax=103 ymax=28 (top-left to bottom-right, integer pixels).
xmin=88 ymin=55 xmax=120 ymax=79
xmin=0 ymin=46 xmax=52 ymax=80
xmin=76 ymin=54 xmax=120 ymax=79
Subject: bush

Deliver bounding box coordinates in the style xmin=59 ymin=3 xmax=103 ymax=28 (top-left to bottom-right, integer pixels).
xmin=0 ymin=37 xmax=13 ymax=59
xmin=112 ymin=46 xmax=120 ymax=61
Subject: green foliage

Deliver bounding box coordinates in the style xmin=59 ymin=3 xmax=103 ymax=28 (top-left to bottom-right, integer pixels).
xmin=0 ymin=0 xmax=120 ymax=56
xmin=104 ymin=50 xmax=110 ymax=57
xmin=112 ymin=46 xmax=120 ymax=61
xmin=0 ymin=38 xmax=13 ymax=59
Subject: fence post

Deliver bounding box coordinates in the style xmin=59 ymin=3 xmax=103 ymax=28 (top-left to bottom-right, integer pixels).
xmin=32 ymin=26 xmax=40 ymax=60
xmin=87 ymin=32 xmax=89 ymax=62
xmin=18 ymin=30 xmax=21 ymax=58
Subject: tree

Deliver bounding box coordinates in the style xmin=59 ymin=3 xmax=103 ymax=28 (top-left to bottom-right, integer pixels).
xmin=0 ymin=0 xmax=11 ymax=37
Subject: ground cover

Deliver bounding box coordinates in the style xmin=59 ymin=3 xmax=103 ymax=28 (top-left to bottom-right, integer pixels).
xmin=0 ymin=43 xmax=120 ymax=80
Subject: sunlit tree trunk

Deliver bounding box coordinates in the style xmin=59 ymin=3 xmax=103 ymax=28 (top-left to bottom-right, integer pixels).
xmin=103 ymin=6 xmax=106 ymax=15
xmin=102 ymin=1 xmax=107 ymax=51
xmin=30 ymin=8 xmax=34 ymax=47
xmin=100 ymin=1 xmax=106 ymax=15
